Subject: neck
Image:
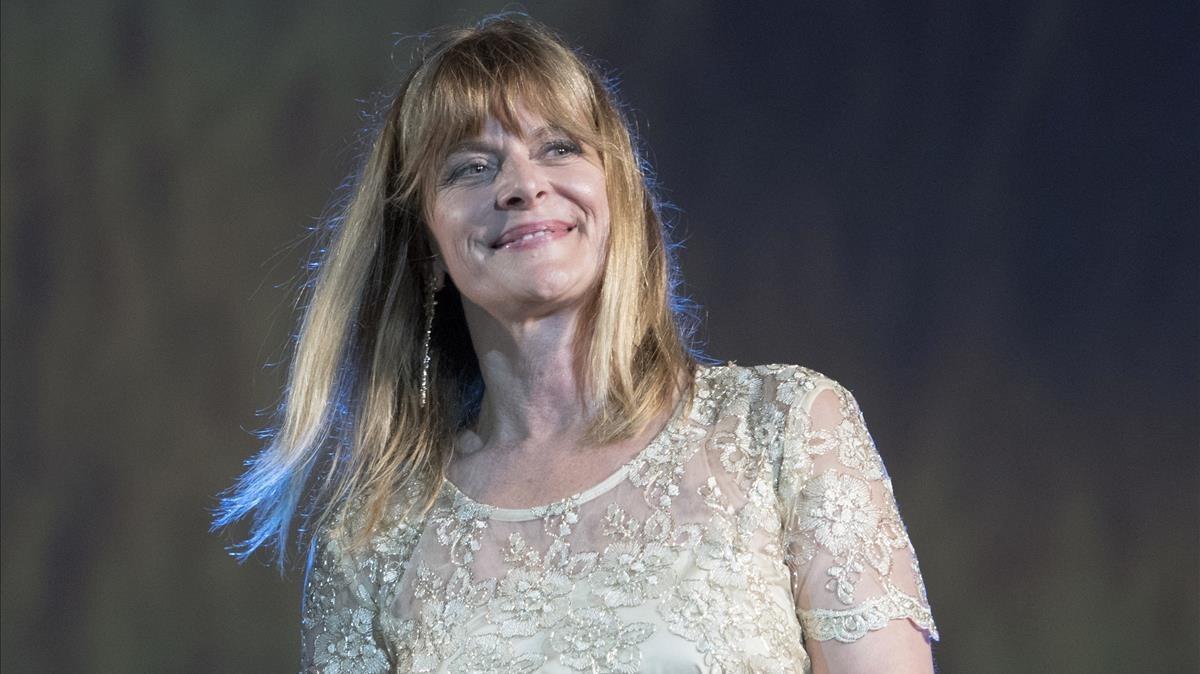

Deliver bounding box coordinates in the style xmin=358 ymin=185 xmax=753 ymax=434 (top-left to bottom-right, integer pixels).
xmin=461 ymin=300 xmax=595 ymax=448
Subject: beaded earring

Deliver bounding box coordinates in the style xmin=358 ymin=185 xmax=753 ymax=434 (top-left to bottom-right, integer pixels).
xmin=419 ymin=266 xmax=438 ymax=408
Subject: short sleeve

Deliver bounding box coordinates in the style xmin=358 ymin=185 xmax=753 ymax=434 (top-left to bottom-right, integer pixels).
xmin=300 ymin=527 xmax=391 ymax=673
xmin=777 ymin=377 xmax=939 ymax=644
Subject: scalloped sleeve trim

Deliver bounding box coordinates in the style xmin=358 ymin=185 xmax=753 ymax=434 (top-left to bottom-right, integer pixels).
xmin=797 ymin=585 xmax=940 ymax=643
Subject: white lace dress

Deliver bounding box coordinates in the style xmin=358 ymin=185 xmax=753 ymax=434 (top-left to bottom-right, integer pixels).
xmin=301 ymin=364 xmax=938 ymax=673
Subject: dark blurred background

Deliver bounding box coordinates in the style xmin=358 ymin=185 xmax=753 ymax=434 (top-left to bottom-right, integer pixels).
xmin=2 ymin=1 xmax=1196 ymax=672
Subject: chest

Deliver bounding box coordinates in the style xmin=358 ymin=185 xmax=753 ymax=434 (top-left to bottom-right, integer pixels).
xmin=377 ymin=458 xmax=805 ymax=672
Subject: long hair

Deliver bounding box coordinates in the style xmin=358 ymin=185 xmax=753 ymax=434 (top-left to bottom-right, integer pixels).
xmin=213 ymin=16 xmax=697 ymax=567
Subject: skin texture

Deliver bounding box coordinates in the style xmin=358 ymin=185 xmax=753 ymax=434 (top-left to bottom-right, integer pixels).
xmin=426 ymin=106 xmax=935 ymax=673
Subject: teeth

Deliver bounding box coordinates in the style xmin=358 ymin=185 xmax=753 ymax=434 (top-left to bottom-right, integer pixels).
xmin=501 ymin=229 xmax=559 ymax=248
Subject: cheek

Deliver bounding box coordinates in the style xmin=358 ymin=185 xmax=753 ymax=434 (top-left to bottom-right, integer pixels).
xmin=573 ymin=166 xmax=610 ymax=230
xmin=428 ymin=198 xmax=479 ymax=261
xmin=590 ymin=181 xmax=612 ymax=249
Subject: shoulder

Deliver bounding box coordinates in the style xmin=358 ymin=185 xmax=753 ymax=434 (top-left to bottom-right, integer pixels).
xmin=312 ymin=488 xmax=428 ymax=570
xmin=689 ymin=363 xmax=873 ymax=491
xmin=692 ymin=363 xmax=876 ymax=466
xmin=690 ymin=361 xmax=866 ymax=447
xmin=693 ymin=362 xmax=852 ymax=415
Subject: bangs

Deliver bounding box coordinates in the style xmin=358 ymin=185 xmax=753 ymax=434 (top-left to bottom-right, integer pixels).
xmin=438 ymin=50 xmax=598 ymax=145
xmin=395 ymin=25 xmax=605 ymax=208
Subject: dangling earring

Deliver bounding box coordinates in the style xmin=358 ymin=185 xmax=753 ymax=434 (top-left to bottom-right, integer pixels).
xmin=419 ymin=266 xmax=438 ymax=408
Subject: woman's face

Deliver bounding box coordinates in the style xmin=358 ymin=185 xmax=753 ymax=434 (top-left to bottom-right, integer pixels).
xmin=427 ymin=106 xmax=610 ymax=324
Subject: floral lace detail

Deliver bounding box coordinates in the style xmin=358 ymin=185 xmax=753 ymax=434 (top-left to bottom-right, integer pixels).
xmin=805 ymin=396 xmax=886 ymax=479
xmin=548 ymin=606 xmax=655 ymax=672
xmin=303 ymin=563 xmax=389 ymax=674
xmin=430 ymin=491 xmax=494 ymax=564
xmin=624 ymin=416 xmax=698 ymax=510
xmin=491 ymin=536 xmax=589 ymax=637
xmin=528 ymin=498 xmax=583 ymax=538
xmin=779 ymin=373 xmax=940 ymax=643
xmin=300 ymin=364 xmax=938 ymax=672
xmin=301 ymin=505 xmax=421 ymax=673
xmin=399 ymin=564 xmax=497 ymax=670
xmin=451 ymin=633 xmax=547 ymax=673
xmin=591 ymin=539 xmax=676 ymax=607
xmin=793 ymin=471 xmax=891 ymax=603
xmin=799 ymin=583 xmax=938 ymax=643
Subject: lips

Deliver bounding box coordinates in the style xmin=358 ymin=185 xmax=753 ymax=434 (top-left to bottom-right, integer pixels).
xmin=490 ymin=221 xmax=577 ymax=250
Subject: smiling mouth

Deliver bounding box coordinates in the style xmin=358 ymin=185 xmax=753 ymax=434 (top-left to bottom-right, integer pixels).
xmin=491 ymin=222 xmax=578 ymax=250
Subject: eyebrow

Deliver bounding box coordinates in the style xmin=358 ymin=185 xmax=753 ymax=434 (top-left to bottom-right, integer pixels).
xmin=445 ymin=139 xmax=495 ymax=156
xmin=444 ymin=125 xmax=572 ymax=157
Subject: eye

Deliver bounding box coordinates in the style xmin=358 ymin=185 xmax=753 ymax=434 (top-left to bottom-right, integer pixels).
xmin=542 ymin=138 xmax=583 ymax=159
xmin=444 ymin=157 xmax=495 ymax=185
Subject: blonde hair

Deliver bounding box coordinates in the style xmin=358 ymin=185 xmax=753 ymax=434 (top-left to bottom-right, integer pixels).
xmin=214 ymin=16 xmax=696 ymax=565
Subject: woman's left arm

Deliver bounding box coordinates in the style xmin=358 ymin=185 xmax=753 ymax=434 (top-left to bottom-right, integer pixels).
xmin=301 ymin=527 xmax=391 ymax=673
xmin=778 ymin=377 xmax=939 ymax=674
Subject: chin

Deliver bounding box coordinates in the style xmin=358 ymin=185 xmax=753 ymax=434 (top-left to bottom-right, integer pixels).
xmin=521 ymin=268 xmax=591 ymax=303
xmin=460 ymin=253 xmax=606 ymax=320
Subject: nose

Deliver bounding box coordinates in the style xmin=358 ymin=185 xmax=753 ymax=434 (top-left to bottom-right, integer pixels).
xmin=495 ymin=156 xmax=547 ymax=210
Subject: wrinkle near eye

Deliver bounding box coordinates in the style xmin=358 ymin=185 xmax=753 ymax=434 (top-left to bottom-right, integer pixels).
xmin=539 ymin=138 xmax=583 ymax=159
xmin=442 ymin=154 xmax=498 ymax=186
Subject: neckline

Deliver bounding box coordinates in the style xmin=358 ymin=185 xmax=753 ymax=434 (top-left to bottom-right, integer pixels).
xmin=440 ymin=381 xmax=693 ymax=522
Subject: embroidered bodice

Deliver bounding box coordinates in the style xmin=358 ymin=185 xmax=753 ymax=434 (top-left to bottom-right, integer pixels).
xmin=301 ymin=364 xmax=938 ymax=672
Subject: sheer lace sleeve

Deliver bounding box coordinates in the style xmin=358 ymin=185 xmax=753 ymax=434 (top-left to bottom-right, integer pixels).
xmin=300 ymin=527 xmax=391 ymax=674
xmin=778 ymin=376 xmax=938 ymax=645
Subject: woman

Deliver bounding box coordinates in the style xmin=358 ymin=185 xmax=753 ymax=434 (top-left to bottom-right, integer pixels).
xmin=215 ymin=16 xmax=938 ymax=673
